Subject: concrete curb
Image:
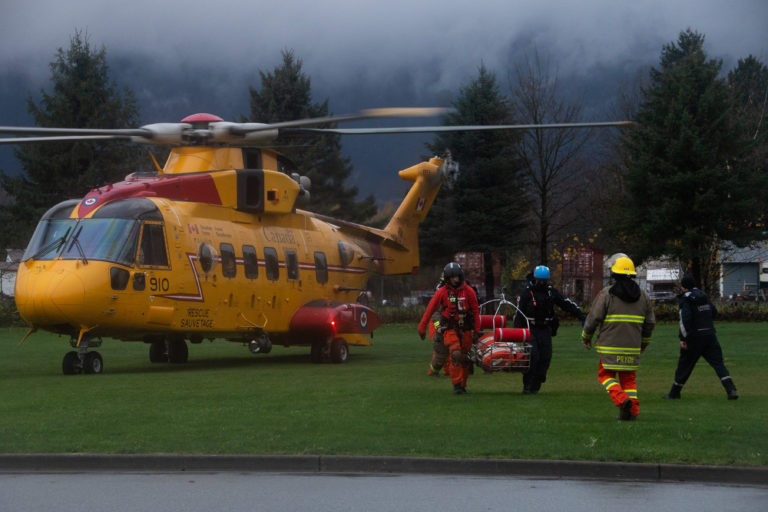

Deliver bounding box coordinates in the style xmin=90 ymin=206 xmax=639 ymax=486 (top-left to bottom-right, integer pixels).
xmin=0 ymin=454 xmax=766 ymax=486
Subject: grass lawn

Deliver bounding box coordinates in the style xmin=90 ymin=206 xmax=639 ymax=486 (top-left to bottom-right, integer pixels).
xmin=0 ymin=322 xmax=765 ymax=466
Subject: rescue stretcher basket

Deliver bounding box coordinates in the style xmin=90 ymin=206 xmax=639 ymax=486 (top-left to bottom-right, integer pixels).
xmin=472 ymin=293 xmax=532 ymax=373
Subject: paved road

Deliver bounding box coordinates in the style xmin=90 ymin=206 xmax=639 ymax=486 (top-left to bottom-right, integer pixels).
xmin=1 ymin=472 xmax=767 ymax=512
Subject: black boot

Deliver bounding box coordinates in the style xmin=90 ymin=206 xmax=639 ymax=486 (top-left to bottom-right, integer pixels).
xmin=722 ymin=377 xmax=739 ymax=400
xmin=453 ymin=383 xmax=466 ymax=395
xmin=617 ymin=399 xmax=633 ymax=421
xmin=662 ymin=383 xmax=682 ymax=400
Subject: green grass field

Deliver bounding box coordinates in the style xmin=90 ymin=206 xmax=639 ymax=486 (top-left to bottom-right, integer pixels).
xmin=0 ymin=322 xmax=765 ymax=466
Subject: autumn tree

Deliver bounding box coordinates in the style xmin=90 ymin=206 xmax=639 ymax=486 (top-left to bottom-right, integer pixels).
xmin=0 ymin=31 xmax=143 ymax=248
xmin=510 ymin=51 xmax=595 ymax=266
xmin=246 ymin=50 xmax=376 ymax=222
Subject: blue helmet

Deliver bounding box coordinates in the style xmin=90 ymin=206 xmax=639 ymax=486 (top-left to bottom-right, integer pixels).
xmin=533 ymin=265 xmax=550 ymax=279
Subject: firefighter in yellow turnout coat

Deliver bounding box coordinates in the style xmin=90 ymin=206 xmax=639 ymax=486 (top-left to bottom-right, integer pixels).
xmin=581 ymin=257 xmax=655 ymax=421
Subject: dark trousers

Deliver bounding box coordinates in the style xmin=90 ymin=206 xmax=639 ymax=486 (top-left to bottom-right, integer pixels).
xmin=523 ymin=326 xmax=552 ymax=392
xmin=674 ymin=334 xmax=730 ymax=385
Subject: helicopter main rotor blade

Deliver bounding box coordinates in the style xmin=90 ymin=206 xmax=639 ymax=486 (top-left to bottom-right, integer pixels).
xmin=0 ymin=126 xmax=150 ymax=137
xmin=0 ymin=135 xmax=126 ymax=145
xmin=0 ymin=107 xmax=453 ymax=145
xmin=0 ymin=123 xmax=193 ymax=145
xmin=230 ymin=107 xmax=452 ymax=135
xmin=0 ymin=112 xmax=630 ymax=146
xmin=291 ymin=121 xmax=635 ymax=135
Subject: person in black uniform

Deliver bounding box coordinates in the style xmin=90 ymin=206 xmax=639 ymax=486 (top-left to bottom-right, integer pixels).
xmin=513 ymin=265 xmax=586 ymax=394
xmin=663 ymin=274 xmax=738 ymax=400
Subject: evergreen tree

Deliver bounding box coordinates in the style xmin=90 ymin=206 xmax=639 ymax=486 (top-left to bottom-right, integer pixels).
xmin=728 ymin=56 xmax=768 ymax=221
xmin=0 ymin=31 xmax=142 ymax=249
xmin=728 ymin=55 xmax=768 ymax=142
xmin=423 ymin=64 xmax=526 ymax=298
xmin=246 ymin=50 xmax=376 ymax=223
xmin=619 ymin=29 xmax=767 ymax=292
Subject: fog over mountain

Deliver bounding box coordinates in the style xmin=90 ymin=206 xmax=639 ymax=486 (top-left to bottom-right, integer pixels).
xmin=1 ymin=0 xmax=765 ymax=203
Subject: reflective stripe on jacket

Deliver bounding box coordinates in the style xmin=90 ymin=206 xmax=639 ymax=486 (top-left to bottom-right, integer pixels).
xmin=582 ymin=285 xmax=655 ymax=370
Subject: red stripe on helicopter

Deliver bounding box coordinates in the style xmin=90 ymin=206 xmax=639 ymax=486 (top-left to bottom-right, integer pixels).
xmin=157 ymin=253 xmax=368 ymax=303
xmin=76 ymin=173 xmax=223 ymax=217
xmin=158 ymin=253 xmax=205 ymax=302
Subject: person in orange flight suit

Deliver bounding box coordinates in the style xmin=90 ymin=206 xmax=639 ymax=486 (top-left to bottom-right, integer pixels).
xmin=418 ymin=262 xmax=480 ymax=394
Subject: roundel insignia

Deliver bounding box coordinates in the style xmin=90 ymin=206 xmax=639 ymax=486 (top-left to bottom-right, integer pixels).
xmin=359 ymin=310 xmax=369 ymax=330
xmin=83 ymin=197 xmax=98 ymax=206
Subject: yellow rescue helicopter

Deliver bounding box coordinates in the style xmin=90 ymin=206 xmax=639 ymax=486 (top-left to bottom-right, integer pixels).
xmin=0 ymin=109 xmax=630 ymax=374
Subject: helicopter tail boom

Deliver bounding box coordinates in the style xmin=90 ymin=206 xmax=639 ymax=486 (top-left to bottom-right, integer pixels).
xmin=379 ymin=157 xmax=445 ymax=275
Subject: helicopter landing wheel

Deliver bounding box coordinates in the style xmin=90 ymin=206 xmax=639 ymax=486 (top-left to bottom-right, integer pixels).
xmin=310 ymin=339 xmax=325 ymax=364
xmin=149 ymin=340 xmax=169 ymax=363
xmin=330 ymin=338 xmax=349 ymax=364
xmin=62 ymin=350 xmax=103 ymax=374
xmin=83 ymin=352 xmax=103 ymax=374
xmin=167 ymin=339 xmax=188 ymax=364
xmin=62 ymin=351 xmax=80 ymax=375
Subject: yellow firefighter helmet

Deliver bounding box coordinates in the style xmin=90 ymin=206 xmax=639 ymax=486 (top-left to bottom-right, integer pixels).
xmin=610 ymin=256 xmax=636 ymax=276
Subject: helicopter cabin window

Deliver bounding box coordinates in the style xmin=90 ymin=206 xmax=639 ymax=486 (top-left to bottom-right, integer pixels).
xmin=137 ymin=222 xmax=168 ymax=267
xmin=243 ymin=245 xmax=259 ymax=279
xmin=285 ymin=250 xmax=299 ymax=280
xmin=314 ymin=252 xmax=328 ymax=284
xmin=198 ymin=243 xmax=215 ymax=274
xmin=337 ymin=241 xmax=355 ymax=268
xmin=264 ymin=247 xmax=279 ymax=281
xmin=220 ymin=243 xmax=236 ymax=278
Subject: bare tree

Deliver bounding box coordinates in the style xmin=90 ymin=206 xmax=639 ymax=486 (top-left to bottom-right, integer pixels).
xmin=510 ymin=51 xmax=593 ymax=265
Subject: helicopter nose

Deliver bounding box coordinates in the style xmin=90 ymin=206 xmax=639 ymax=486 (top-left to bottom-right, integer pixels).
xmin=17 ymin=267 xmax=86 ymax=327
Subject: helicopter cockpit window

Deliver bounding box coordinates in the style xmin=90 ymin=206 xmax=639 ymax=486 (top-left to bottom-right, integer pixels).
xmin=220 ymin=243 xmax=236 ymax=278
xmin=314 ymin=252 xmax=328 ymax=284
xmin=264 ymin=247 xmax=279 ymax=281
xmin=243 ymin=245 xmax=259 ymax=279
xmin=91 ymin=198 xmax=163 ymax=221
xmin=23 ymin=219 xmax=77 ymax=261
xmin=137 ymin=223 xmax=168 ymax=267
xmin=22 ymin=199 xmax=80 ymax=261
xmin=54 ymin=218 xmax=140 ymax=266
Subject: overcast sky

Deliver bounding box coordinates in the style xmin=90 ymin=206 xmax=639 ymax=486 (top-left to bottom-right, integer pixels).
xmin=1 ymin=0 xmax=766 ymax=202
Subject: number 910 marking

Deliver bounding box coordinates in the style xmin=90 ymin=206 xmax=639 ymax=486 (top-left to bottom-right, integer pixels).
xmin=149 ymin=277 xmax=170 ymax=292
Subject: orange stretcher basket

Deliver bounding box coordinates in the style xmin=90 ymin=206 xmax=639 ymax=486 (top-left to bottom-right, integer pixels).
xmin=472 ymin=293 xmax=532 ymax=373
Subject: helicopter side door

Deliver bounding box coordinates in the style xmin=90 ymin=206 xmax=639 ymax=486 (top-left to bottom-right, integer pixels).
xmin=134 ymin=220 xmax=173 ymax=326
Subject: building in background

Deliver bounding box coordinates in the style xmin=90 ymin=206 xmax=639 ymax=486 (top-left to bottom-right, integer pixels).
xmin=719 ymin=243 xmax=768 ymax=300
xmin=643 ymin=261 xmax=681 ymax=303
xmin=452 ymin=251 xmax=501 ymax=301
xmin=0 ymin=249 xmax=23 ymax=297
xmin=561 ymin=247 xmax=604 ymax=305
